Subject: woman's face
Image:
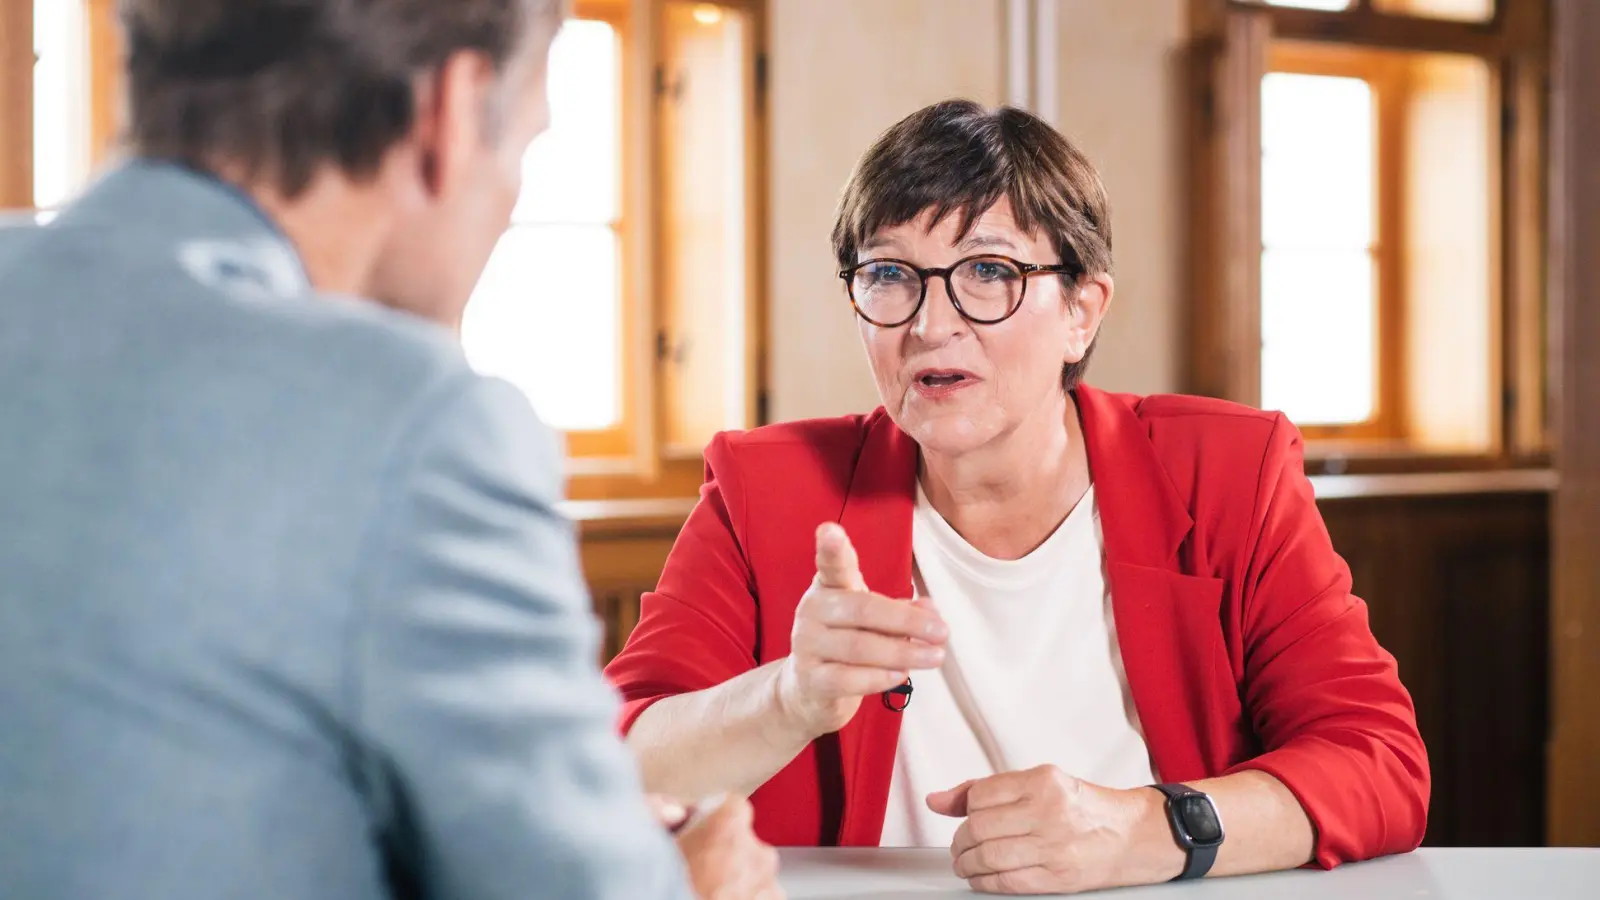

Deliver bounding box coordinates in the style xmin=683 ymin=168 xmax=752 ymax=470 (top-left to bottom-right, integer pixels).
xmin=854 ymin=199 xmax=1112 ymax=457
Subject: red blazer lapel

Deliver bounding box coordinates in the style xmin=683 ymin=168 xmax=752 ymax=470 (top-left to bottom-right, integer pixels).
xmin=1076 ymin=386 xmax=1222 ymax=784
xmin=831 ymin=410 xmax=917 ymax=846
xmin=1075 ymin=386 xmax=1191 ymax=569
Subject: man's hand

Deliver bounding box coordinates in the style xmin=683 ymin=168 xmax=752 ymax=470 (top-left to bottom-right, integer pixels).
xmin=774 ymin=523 xmax=948 ymax=739
xmin=927 ymin=767 xmax=1181 ymax=895
xmin=659 ymin=794 xmax=786 ymax=900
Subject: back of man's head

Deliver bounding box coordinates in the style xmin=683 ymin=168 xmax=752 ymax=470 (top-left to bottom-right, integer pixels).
xmin=121 ymin=0 xmax=566 ymax=197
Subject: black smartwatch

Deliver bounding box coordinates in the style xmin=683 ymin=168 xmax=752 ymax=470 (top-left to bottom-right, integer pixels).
xmin=1151 ymin=783 xmax=1224 ymax=881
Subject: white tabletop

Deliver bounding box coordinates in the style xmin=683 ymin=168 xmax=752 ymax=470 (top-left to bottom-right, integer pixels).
xmin=779 ymin=847 xmax=1600 ymax=899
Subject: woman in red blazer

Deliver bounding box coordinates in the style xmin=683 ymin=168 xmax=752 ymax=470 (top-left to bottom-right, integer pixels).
xmin=605 ymin=100 xmax=1428 ymax=895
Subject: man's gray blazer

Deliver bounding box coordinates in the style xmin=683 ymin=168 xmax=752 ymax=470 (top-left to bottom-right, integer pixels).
xmin=0 ymin=162 xmax=692 ymax=900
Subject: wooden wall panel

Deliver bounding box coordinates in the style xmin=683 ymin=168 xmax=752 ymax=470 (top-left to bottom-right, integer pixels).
xmin=582 ymin=489 xmax=1553 ymax=847
xmin=1186 ymin=6 xmax=1267 ymax=406
xmin=1322 ymin=491 xmax=1551 ymax=848
xmin=1548 ymin=0 xmax=1600 ymax=849
xmin=576 ymin=512 xmax=680 ymax=664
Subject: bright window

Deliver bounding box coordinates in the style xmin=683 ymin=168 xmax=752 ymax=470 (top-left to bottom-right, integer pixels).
xmin=461 ymin=18 xmax=624 ymax=433
xmin=459 ymin=0 xmax=764 ymax=494
xmin=1261 ymin=0 xmax=1354 ymax=10
xmin=1191 ymin=0 xmax=1538 ymax=457
xmin=33 ymin=0 xmax=90 ymax=208
xmin=1259 ymin=72 xmax=1378 ymax=426
xmin=1372 ymin=0 xmax=1494 ymax=22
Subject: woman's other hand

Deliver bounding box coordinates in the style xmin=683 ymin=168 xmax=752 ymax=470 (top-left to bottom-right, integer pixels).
xmin=927 ymin=766 xmax=1182 ymax=895
xmin=775 ymin=523 xmax=949 ymax=739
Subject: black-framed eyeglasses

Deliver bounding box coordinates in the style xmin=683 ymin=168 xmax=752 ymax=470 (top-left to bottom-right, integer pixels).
xmin=838 ymin=255 xmax=1081 ymax=328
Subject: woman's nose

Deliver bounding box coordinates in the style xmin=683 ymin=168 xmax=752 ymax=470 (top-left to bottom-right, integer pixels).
xmin=911 ymin=277 xmax=966 ymax=343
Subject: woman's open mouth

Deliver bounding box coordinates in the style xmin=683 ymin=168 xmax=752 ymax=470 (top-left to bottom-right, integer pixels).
xmin=911 ymin=369 xmax=978 ymax=398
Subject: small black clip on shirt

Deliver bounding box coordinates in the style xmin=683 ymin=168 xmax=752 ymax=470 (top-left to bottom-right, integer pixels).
xmin=882 ymin=677 xmax=914 ymax=712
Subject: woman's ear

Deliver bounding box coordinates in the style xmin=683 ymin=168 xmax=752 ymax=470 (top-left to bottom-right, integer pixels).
xmin=1064 ymin=273 xmax=1114 ymax=363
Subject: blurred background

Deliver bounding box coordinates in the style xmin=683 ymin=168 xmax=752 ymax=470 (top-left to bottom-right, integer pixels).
xmin=2 ymin=0 xmax=1597 ymax=852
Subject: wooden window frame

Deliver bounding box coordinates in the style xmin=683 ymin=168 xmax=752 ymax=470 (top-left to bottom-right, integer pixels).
xmin=1190 ymin=0 xmax=1550 ymax=471
xmin=1548 ymin=0 xmax=1600 ymax=848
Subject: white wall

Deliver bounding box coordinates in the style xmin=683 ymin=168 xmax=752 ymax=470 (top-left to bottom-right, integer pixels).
xmin=766 ymin=0 xmax=1006 ymax=420
xmin=764 ymin=0 xmax=1187 ymax=419
xmin=1051 ymin=0 xmax=1187 ymax=397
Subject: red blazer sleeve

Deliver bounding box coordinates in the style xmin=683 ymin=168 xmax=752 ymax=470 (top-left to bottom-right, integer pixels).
xmin=603 ymin=433 xmax=759 ymax=733
xmin=1225 ymin=414 xmax=1431 ymax=867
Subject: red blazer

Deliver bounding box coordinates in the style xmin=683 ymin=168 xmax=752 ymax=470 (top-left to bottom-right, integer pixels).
xmin=604 ymin=386 xmax=1430 ymax=868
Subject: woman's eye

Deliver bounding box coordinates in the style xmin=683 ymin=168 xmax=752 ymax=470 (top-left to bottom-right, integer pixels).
xmin=867 ymin=264 xmax=908 ymax=284
xmin=971 ymin=261 xmax=1009 ymax=281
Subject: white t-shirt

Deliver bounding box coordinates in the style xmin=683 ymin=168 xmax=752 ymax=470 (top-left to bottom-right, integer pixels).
xmin=879 ymin=483 xmax=1158 ymax=848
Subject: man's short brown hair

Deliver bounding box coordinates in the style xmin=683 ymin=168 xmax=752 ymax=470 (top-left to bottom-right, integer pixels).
xmin=121 ymin=0 xmax=567 ymax=196
xmin=831 ymin=99 xmax=1113 ymax=390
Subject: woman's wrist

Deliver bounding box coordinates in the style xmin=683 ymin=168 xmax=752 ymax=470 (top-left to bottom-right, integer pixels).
xmin=1115 ymin=787 xmax=1188 ymax=886
xmin=762 ymin=660 xmax=827 ymax=750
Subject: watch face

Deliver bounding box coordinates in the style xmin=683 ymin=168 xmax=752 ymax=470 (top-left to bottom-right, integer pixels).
xmin=1177 ymin=794 xmax=1224 ymax=846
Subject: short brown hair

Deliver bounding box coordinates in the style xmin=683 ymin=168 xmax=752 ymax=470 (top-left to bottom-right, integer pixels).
xmin=122 ymin=0 xmax=568 ymax=196
xmin=831 ymin=99 xmax=1113 ymax=389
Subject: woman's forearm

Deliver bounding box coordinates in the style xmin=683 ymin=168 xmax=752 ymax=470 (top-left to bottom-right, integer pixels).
xmin=626 ymin=660 xmax=816 ymax=800
xmin=1201 ymin=770 xmax=1316 ymax=876
xmin=1122 ymin=769 xmax=1316 ymax=883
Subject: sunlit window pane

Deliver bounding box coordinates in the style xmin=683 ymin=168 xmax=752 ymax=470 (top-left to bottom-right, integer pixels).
xmin=1261 ymin=0 xmax=1353 ymax=10
xmin=1260 ymin=72 xmax=1378 ymax=425
xmin=34 ymin=0 xmax=90 ymax=209
xmin=1262 ymin=74 xmax=1373 ymax=250
xmin=1373 ymin=0 xmax=1493 ymax=22
xmin=462 ymin=225 xmax=620 ymax=431
xmin=513 ymin=20 xmax=619 ymax=225
xmin=1261 ymin=249 xmax=1376 ymax=424
xmin=463 ymin=18 xmax=625 ymax=433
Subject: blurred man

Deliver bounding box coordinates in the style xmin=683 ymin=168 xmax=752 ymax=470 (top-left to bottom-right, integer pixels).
xmin=0 ymin=2 xmax=780 ymax=898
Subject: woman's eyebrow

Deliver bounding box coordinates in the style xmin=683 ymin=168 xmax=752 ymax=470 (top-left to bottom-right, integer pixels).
xmin=958 ymin=233 xmax=1019 ymax=252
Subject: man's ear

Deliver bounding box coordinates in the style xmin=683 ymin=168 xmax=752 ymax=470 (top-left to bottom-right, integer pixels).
xmin=1064 ymin=273 xmax=1113 ymax=364
xmin=408 ymin=50 xmax=499 ymax=200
